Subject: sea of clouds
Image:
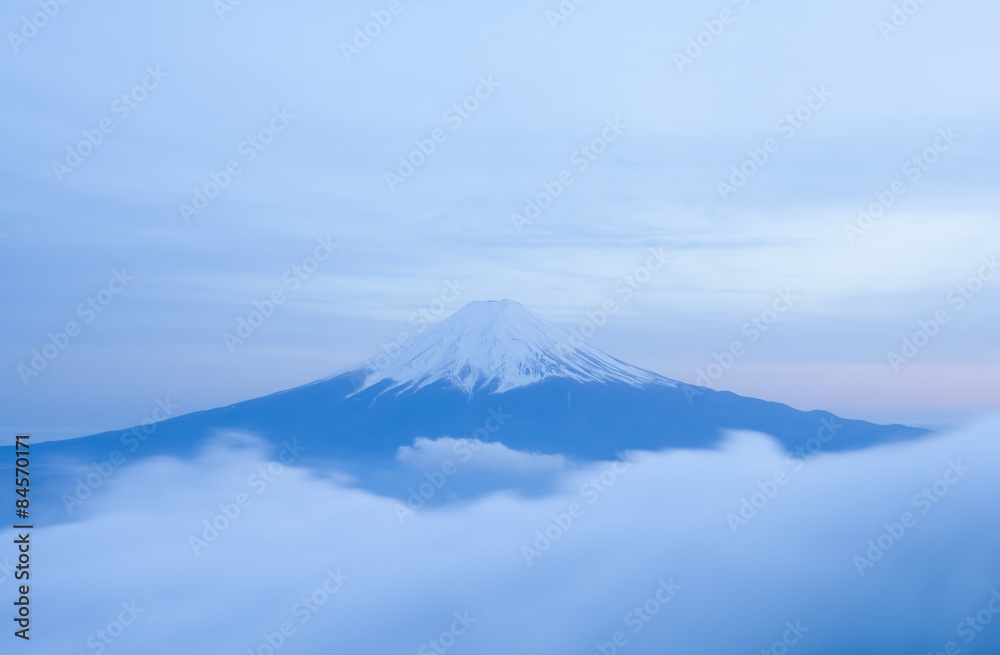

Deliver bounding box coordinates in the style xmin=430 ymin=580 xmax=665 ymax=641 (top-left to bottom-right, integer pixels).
xmin=4 ymin=416 xmax=1000 ymax=655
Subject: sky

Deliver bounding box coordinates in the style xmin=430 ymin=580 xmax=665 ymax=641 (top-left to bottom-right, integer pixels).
xmin=1 ymin=0 xmax=998 ymax=441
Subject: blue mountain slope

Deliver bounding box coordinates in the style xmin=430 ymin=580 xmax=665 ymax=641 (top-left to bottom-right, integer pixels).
xmin=26 ymin=300 xmax=929 ymax=471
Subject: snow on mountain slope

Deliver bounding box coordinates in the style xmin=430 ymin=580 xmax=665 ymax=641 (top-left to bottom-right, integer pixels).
xmin=348 ymin=299 xmax=677 ymax=395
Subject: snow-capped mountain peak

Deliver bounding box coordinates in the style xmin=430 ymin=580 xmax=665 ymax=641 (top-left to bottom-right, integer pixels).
xmin=348 ymin=299 xmax=676 ymax=395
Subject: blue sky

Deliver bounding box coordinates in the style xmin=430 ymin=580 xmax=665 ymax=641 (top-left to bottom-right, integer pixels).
xmin=1 ymin=0 xmax=998 ymax=440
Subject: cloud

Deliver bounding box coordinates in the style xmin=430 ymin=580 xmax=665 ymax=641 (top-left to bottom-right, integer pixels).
xmin=7 ymin=417 xmax=1000 ymax=654
xmin=396 ymin=436 xmax=567 ymax=474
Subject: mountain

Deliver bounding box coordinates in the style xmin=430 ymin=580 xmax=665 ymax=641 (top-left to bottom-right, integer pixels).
xmin=349 ymin=299 xmax=668 ymax=395
xmin=35 ymin=299 xmax=929 ymax=474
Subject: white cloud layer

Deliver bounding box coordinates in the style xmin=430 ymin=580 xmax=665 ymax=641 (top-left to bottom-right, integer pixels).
xmin=397 ymin=436 xmax=567 ymax=474
xmin=5 ymin=416 xmax=1000 ymax=654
